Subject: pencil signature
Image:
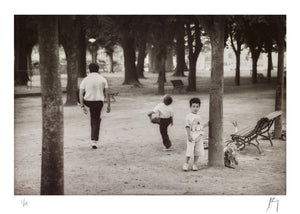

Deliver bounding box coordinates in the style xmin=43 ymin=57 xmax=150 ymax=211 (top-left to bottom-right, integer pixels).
xmin=266 ymin=197 xmax=279 ymax=212
xmin=21 ymin=198 xmax=28 ymax=207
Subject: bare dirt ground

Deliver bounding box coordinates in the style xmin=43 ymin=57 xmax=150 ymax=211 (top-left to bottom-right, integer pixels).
xmin=14 ymin=71 xmax=286 ymax=195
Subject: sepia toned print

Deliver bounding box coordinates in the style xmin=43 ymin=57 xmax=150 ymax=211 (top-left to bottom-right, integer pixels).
xmin=14 ymin=15 xmax=286 ymax=195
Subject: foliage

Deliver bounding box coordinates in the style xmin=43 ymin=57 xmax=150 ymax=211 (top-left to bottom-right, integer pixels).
xmin=226 ymin=15 xmax=246 ymax=54
xmin=80 ymin=15 xmax=120 ymax=54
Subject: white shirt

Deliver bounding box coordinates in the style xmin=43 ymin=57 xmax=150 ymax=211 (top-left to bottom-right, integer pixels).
xmin=79 ymin=72 xmax=108 ymax=101
xmin=153 ymin=103 xmax=174 ymax=119
xmin=185 ymin=112 xmax=204 ymax=140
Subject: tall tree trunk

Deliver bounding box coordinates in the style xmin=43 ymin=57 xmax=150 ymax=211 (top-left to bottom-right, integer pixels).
xmin=61 ymin=17 xmax=80 ymax=106
xmin=188 ymin=60 xmax=197 ymax=91
xmin=78 ymin=27 xmax=87 ymax=78
xmin=65 ymin=47 xmax=79 ymax=106
xmin=15 ymin=47 xmax=29 ymax=85
xmin=186 ymin=20 xmax=202 ymax=92
xmin=229 ymin=31 xmax=242 ymax=86
xmin=207 ymin=16 xmax=225 ymax=167
xmin=148 ymin=46 xmax=159 ymax=73
xmin=165 ymin=48 xmax=174 ymax=72
xmin=107 ymin=51 xmax=114 ymax=73
xmin=251 ymin=50 xmax=259 ymax=83
xmin=136 ymin=39 xmax=147 ymax=78
xmin=14 ymin=16 xmax=30 ymax=85
xmin=235 ymin=50 xmax=241 ymax=86
xmin=187 ymin=23 xmax=197 ymax=91
xmin=136 ymin=25 xmax=148 ymax=78
xmin=274 ymin=17 xmax=285 ymax=139
xmin=174 ymin=22 xmax=185 ymax=76
xmin=91 ymin=45 xmax=98 ymax=63
xmin=267 ymin=50 xmax=273 ymax=80
xmin=27 ymin=52 xmax=33 ymax=87
xmin=38 ymin=15 xmax=64 ymax=195
xmin=122 ymin=35 xmax=139 ymax=84
xmin=157 ymin=52 xmax=166 ymax=95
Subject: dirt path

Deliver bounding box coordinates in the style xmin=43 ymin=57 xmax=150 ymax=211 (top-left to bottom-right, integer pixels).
xmin=14 ymin=72 xmax=286 ymax=195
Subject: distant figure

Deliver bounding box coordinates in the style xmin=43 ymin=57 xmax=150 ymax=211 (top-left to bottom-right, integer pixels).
xmin=148 ymin=95 xmax=174 ymax=151
xmin=183 ymin=97 xmax=208 ymax=171
xmin=79 ymin=63 xmax=111 ymax=149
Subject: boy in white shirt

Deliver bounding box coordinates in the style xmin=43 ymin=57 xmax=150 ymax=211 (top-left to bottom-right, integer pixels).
xmin=148 ymin=95 xmax=174 ymax=151
xmin=183 ymin=97 xmax=208 ymax=171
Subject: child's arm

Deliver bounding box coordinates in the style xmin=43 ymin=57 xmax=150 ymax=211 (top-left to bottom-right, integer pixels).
xmin=170 ymin=116 xmax=173 ymax=126
xmin=185 ymin=126 xmax=193 ymax=142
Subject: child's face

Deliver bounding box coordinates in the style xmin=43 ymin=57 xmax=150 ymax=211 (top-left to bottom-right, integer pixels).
xmin=190 ymin=103 xmax=200 ymax=114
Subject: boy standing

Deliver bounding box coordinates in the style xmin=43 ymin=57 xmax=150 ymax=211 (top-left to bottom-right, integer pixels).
xmin=183 ymin=98 xmax=208 ymax=171
xmin=148 ymin=95 xmax=174 ymax=151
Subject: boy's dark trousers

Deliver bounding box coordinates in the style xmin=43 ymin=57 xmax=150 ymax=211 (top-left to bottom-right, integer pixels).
xmin=83 ymin=100 xmax=103 ymax=141
xmin=159 ymin=118 xmax=172 ymax=149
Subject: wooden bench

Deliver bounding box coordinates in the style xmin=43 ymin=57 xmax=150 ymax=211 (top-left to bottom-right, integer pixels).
xmin=228 ymin=111 xmax=283 ymax=154
xmin=76 ymin=89 xmax=119 ymax=104
xmin=170 ymin=80 xmax=185 ymax=93
xmin=105 ymin=91 xmax=119 ymax=102
xmin=257 ymin=73 xmax=266 ymax=81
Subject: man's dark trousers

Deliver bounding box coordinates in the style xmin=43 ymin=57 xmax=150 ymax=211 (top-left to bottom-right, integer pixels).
xmin=84 ymin=100 xmax=103 ymax=141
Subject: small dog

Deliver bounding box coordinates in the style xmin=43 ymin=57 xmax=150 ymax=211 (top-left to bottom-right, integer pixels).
xmin=224 ymin=142 xmax=239 ymax=169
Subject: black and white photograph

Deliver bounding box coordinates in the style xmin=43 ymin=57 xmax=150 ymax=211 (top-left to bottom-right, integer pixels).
xmin=2 ymin=0 xmax=299 ymax=213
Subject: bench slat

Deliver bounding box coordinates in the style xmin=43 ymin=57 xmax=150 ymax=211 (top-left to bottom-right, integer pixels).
xmin=231 ymin=126 xmax=253 ymax=136
xmin=266 ymin=111 xmax=283 ymax=120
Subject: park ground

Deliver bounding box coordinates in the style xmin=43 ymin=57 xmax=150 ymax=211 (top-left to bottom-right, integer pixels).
xmin=14 ymin=70 xmax=286 ymax=195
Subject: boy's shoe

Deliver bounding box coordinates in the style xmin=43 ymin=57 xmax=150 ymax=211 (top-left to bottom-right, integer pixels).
xmin=192 ymin=164 xmax=198 ymax=171
xmin=91 ymin=141 xmax=98 ymax=149
xmin=163 ymin=146 xmax=175 ymax=151
xmin=182 ymin=163 xmax=189 ymax=171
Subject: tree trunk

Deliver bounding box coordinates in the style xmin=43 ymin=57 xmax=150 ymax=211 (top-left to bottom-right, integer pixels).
xmin=274 ymin=18 xmax=285 ymax=139
xmin=267 ymin=50 xmax=273 ymax=80
xmin=65 ymin=47 xmax=79 ymax=106
xmin=173 ymin=22 xmax=185 ymax=76
xmin=107 ymin=51 xmax=114 ymax=73
xmin=15 ymin=47 xmax=29 ymax=85
xmin=91 ymin=45 xmax=98 ymax=63
xmin=251 ymin=50 xmax=259 ymax=83
xmin=207 ymin=16 xmax=225 ymax=167
xmin=235 ymin=50 xmax=241 ymax=86
xmin=188 ymin=60 xmax=197 ymax=91
xmin=122 ymin=35 xmax=139 ymax=84
xmin=38 ymin=15 xmax=64 ymax=195
xmin=62 ymin=17 xmax=80 ymax=106
xmin=78 ymin=27 xmax=87 ymax=78
xmin=136 ymin=38 xmax=147 ymax=78
xmin=157 ymin=52 xmax=166 ymax=95
xmin=165 ymin=49 xmax=174 ymax=72
xmin=14 ymin=16 xmax=31 ymax=86
xmin=136 ymin=25 xmax=148 ymax=78
xmin=148 ymin=46 xmax=159 ymax=73
xmin=186 ymin=20 xmax=202 ymax=92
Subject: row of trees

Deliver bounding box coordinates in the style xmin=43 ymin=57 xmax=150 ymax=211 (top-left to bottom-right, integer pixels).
xmin=226 ymin=15 xmax=285 ymax=85
xmin=17 ymin=15 xmax=285 ymax=194
xmin=15 ymin=15 xmax=286 ymax=98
